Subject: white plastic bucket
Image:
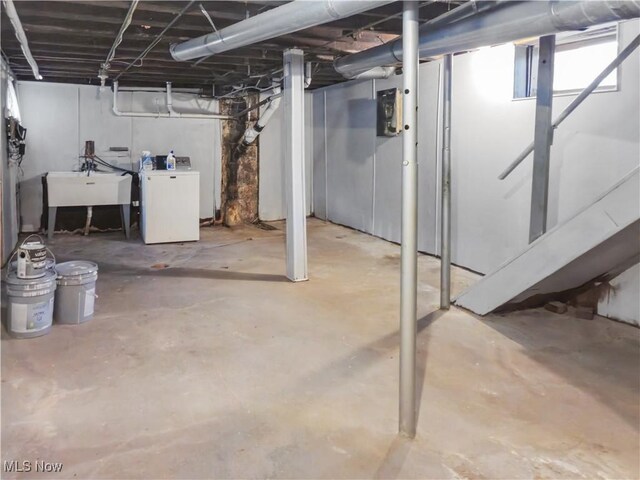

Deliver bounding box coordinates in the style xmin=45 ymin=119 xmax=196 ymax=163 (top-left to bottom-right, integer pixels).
xmin=10 ymin=258 xmax=55 ymax=279
xmin=3 ymin=270 xmax=57 ymax=338
xmin=54 ymin=261 xmax=98 ymax=325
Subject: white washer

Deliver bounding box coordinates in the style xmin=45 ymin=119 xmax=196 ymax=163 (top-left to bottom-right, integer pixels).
xmin=140 ymin=170 xmax=200 ymax=244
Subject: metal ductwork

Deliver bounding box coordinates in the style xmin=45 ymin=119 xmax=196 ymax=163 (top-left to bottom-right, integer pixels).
xmin=170 ymin=0 xmax=395 ymax=61
xmin=334 ymin=0 xmax=640 ymax=78
xmin=348 ymin=66 xmax=396 ymax=80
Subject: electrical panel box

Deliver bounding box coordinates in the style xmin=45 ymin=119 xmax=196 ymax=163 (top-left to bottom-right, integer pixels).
xmin=6 ymin=117 xmax=27 ymax=155
xmin=376 ymin=88 xmax=402 ymax=137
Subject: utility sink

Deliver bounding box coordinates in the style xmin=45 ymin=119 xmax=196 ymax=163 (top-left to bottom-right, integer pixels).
xmin=46 ymin=172 xmax=132 ymax=240
xmin=46 ymin=171 xmax=131 ymax=207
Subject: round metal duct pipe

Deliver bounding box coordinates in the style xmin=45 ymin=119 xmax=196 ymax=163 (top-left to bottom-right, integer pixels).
xmin=334 ymin=0 xmax=640 ymax=78
xmin=170 ymin=0 xmax=395 ymax=61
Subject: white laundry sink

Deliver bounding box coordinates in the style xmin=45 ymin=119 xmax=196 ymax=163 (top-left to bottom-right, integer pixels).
xmin=46 ymin=172 xmax=131 ymax=207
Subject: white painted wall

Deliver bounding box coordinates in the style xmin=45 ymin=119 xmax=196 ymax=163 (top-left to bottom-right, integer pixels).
xmin=311 ymin=20 xmax=639 ymax=322
xmin=17 ymin=82 xmax=222 ymax=231
xmin=598 ymin=263 xmax=640 ymax=326
xmin=312 ymin=65 xmax=442 ymax=253
xmin=449 ymin=20 xmax=639 ymax=274
xmin=259 ymin=91 xmax=313 ymax=221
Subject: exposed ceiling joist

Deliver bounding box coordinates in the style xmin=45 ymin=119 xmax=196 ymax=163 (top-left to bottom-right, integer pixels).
xmin=1 ymin=0 xmax=467 ymax=91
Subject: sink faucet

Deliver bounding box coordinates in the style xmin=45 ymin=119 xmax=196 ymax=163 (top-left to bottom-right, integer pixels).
xmin=82 ymin=156 xmax=95 ymax=176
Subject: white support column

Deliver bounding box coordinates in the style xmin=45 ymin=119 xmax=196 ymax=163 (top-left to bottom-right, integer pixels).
xmin=283 ymin=48 xmax=308 ymax=282
xmin=399 ymin=0 xmax=419 ymax=439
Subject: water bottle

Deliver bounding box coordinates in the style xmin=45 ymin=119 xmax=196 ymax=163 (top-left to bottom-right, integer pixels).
xmin=140 ymin=151 xmax=154 ymax=171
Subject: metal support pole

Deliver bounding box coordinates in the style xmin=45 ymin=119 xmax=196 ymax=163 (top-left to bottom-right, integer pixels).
xmin=529 ymin=35 xmax=555 ymax=243
xmin=440 ymin=54 xmax=452 ymax=310
xmin=283 ymin=48 xmax=309 ymax=282
xmin=399 ymin=0 xmax=418 ymax=438
xmin=47 ymin=207 xmax=57 ymax=240
xmin=498 ymin=34 xmax=640 ymax=181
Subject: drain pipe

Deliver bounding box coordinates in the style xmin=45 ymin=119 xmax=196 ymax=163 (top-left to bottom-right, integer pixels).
xmin=239 ymin=85 xmax=282 ymax=148
xmin=170 ymin=0 xmax=395 ymax=61
xmin=165 ymin=82 xmax=232 ymax=119
xmin=83 ymin=206 xmax=93 ymax=236
xmin=304 ymin=62 xmax=313 ymax=88
xmin=3 ymin=0 xmax=42 ymax=80
xmin=334 ymin=1 xmax=640 ymax=78
xmin=112 ymin=81 xmax=230 ymax=119
xmin=166 ymin=81 xmax=175 ymax=115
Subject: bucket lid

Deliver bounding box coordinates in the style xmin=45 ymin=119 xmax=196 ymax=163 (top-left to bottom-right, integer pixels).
xmin=56 ymin=260 xmax=99 ymax=277
xmin=10 ymin=258 xmax=55 ymax=270
xmin=21 ymin=242 xmax=46 ymax=250
xmin=5 ymin=268 xmax=57 ymax=285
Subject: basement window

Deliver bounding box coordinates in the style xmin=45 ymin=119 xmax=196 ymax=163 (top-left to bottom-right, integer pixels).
xmin=513 ymin=24 xmax=619 ymax=99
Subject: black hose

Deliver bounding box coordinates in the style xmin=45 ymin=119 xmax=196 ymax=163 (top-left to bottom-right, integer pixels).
xmin=90 ymin=155 xmax=136 ymax=175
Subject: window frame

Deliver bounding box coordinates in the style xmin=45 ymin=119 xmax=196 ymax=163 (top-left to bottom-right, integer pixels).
xmin=512 ymin=23 xmax=620 ymax=101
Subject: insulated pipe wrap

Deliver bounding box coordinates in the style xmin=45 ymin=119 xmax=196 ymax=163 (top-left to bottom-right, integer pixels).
xmin=334 ymin=0 xmax=640 ymax=78
xmin=170 ymin=0 xmax=394 ymax=61
xmin=324 ymin=0 xmax=340 ymax=19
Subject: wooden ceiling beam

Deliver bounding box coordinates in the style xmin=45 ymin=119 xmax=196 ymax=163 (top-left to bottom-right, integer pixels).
xmin=2 ymin=46 xmax=285 ymax=66
xmin=3 ymin=0 xmax=447 ymax=89
xmin=11 ymin=58 xmax=275 ymax=75
xmin=14 ymin=8 xmax=218 ymax=34
xmin=4 ymin=38 xmax=283 ymax=61
xmin=12 ymin=65 xmax=220 ymax=81
xmin=49 ymin=0 xmax=270 ymax=22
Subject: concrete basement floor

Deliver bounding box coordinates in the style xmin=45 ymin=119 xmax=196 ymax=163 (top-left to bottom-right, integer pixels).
xmin=2 ymin=218 xmax=639 ymax=479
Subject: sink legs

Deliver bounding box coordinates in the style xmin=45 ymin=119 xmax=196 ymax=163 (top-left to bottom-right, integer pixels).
xmin=121 ymin=204 xmax=131 ymax=239
xmin=47 ymin=205 xmax=130 ymax=239
xmin=48 ymin=207 xmax=57 ymax=240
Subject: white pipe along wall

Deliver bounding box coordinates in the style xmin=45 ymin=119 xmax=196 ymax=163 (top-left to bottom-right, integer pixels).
xmin=16 ymin=82 xmax=223 ymax=229
xmin=311 ymin=19 xmax=640 ymax=324
xmin=112 ymin=81 xmax=230 ymax=119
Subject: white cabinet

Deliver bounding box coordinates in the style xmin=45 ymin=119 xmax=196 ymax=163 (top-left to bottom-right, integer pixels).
xmin=140 ymin=171 xmax=200 ymax=244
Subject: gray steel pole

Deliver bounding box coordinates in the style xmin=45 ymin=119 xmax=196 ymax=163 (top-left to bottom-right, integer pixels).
xmin=440 ymin=54 xmax=452 ymax=310
xmin=399 ymin=0 xmax=419 ymax=438
xmin=498 ymin=33 xmax=640 ymax=180
xmin=529 ymin=35 xmax=556 ymax=243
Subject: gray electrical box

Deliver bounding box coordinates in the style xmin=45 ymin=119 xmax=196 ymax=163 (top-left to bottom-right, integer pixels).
xmin=377 ymin=88 xmax=402 ymax=137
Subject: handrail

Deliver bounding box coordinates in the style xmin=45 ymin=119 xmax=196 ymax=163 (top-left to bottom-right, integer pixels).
xmin=498 ymin=33 xmax=640 ymax=180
